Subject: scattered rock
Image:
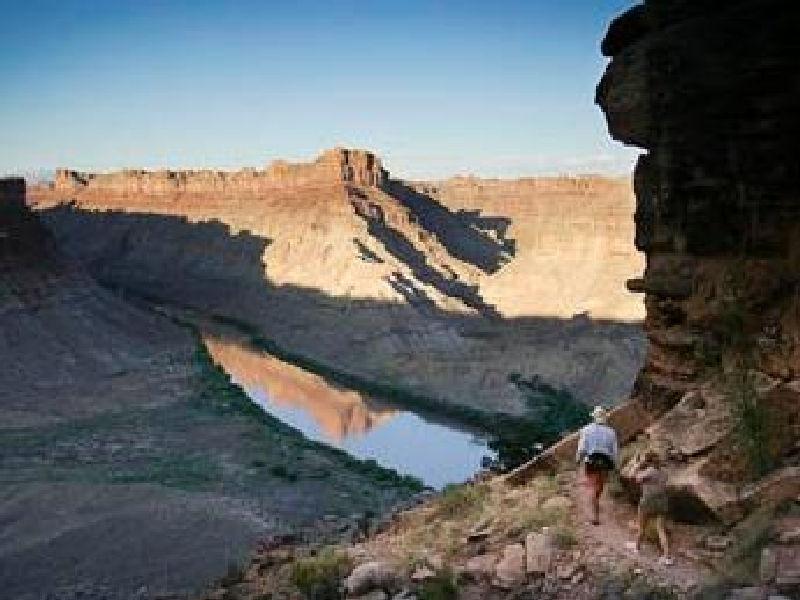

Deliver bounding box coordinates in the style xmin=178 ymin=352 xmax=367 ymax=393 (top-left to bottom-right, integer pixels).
xmin=761 ymin=547 xmax=778 ymax=584
xmin=344 ymin=561 xmax=400 ymax=596
xmin=778 ymin=528 xmax=800 ymax=545
xmin=463 ymin=554 xmax=497 ymax=582
xmin=525 ymin=531 xmax=554 ymax=575
xmin=704 ymin=535 xmax=732 ymax=552
xmin=494 ymin=543 xmax=526 ymax=588
xmin=541 ymin=495 xmax=571 ymax=513
xmin=466 ymin=529 xmax=490 ymax=543
xmin=725 ymin=587 xmax=768 ymax=600
xmin=349 ymin=592 xmax=388 ymax=600
xmin=409 ymin=566 xmax=435 ymax=582
xmin=556 ymin=563 xmax=578 ymax=580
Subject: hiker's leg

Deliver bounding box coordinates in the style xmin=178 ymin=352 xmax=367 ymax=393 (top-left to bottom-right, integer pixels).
xmin=590 ymin=471 xmax=604 ymax=524
xmin=635 ymin=508 xmax=646 ymax=551
xmin=594 ymin=470 xmax=608 ymax=523
xmin=656 ymin=515 xmax=670 ymax=557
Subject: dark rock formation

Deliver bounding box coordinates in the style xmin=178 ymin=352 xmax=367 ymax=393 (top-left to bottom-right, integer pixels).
xmin=597 ymin=0 xmax=800 ymax=411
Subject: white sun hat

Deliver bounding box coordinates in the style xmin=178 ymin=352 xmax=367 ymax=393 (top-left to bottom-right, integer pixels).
xmin=591 ymin=405 xmax=609 ymax=423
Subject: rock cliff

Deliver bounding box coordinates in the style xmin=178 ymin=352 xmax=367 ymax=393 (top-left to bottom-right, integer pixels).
xmin=32 ymin=150 xmax=646 ymax=417
xmin=54 ymin=147 xmax=386 ymax=193
xmin=597 ymin=0 xmax=800 ymax=411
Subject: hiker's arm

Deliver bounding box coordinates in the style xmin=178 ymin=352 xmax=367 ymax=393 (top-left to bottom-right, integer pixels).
xmin=612 ymin=433 xmax=619 ymax=468
xmin=575 ymin=429 xmax=585 ymax=464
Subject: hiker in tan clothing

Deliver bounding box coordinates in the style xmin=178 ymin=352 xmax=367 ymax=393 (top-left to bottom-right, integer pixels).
xmin=629 ymin=449 xmax=672 ymax=565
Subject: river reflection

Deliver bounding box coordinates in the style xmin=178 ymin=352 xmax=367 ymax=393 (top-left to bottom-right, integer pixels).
xmin=204 ymin=336 xmax=495 ymax=488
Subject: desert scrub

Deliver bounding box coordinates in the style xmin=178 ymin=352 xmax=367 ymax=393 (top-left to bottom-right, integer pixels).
xmin=724 ymin=366 xmax=773 ymax=477
xmin=433 ymin=483 xmax=489 ymax=519
xmin=289 ymin=547 xmax=352 ymax=600
xmin=418 ymin=567 xmax=458 ymax=600
xmin=550 ymin=524 xmax=577 ymax=549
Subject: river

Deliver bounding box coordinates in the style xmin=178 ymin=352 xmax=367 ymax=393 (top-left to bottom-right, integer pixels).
xmin=204 ymin=335 xmax=496 ymax=489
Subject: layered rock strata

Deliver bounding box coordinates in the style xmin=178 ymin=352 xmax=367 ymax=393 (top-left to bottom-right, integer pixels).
xmin=54 ymin=147 xmax=385 ymax=193
xmin=591 ymin=0 xmax=800 ymax=523
xmin=32 ymin=150 xmax=646 ymax=415
xmin=597 ymin=0 xmax=800 ymax=411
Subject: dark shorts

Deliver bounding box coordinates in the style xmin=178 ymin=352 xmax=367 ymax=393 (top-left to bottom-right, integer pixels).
xmin=585 ymin=452 xmax=614 ymax=475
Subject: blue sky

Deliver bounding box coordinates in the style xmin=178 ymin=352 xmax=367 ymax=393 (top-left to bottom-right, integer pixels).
xmin=1 ymin=0 xmax=640 ymax=179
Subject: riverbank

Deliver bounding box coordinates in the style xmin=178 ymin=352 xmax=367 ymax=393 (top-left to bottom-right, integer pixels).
xmin=157 ymin=303 xmax=591 ymax=471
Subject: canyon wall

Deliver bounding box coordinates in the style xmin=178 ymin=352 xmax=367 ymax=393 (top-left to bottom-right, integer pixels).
xmin=597 ymin=0 xmax=799 ymax=411
xmin=32 ymin=150 xmax=646 ymax=415
xmin=0 ymin=178 xmax=419 ymax=599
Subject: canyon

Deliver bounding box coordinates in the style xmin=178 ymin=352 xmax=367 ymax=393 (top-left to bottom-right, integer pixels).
xmin=32 ymin=148 xmax=645 ymax=421
xmin=0 ymin=178 xmax=421 ymax=599
xmin=198 ymin=1 xmax=800 ymax=599
xmin=3 ymin=145 xmax=648 ymax=598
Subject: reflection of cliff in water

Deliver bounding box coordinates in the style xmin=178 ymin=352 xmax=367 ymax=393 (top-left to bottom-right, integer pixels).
xmin=204 ymin=336 xmax=398 ymax=441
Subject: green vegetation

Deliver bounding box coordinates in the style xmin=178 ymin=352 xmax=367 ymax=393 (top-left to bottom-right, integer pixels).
xmin=433 ymin=483 xmax=489 ymax=519
xmin=289 ymin=548 xmax=352 ymax=600
xmin=418 ymin=568 xmax=458 ymax=600
xmin=724 ymin=365 xmax=773 ymax=477
xmin=596 ymin=567 xmax=680 ymax=600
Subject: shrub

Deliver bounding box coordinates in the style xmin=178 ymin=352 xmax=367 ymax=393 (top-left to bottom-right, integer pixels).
xmin=289 ymin=548 xmax=352 ymax=600
xmin=725 ymin=366 xmax=773 ymax=477
xmin=418 ymin=568 xmax=458 ymax=600
xmin=434 ymin=483 xmax=489 ymax=519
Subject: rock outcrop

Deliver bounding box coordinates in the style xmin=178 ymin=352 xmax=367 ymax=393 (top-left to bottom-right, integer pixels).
xmin=597 ymin=0 xmax=800 ymax=412
xmin=54 ymin=147 xmax=386 ymax=194
xmin=595 ymin=0 xmax=800 ymax=525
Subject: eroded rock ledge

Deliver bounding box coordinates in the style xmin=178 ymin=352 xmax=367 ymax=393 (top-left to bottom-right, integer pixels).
xmin=54 ymin=147 xmax=386 ymax=194
xmin=597 ymin=0 xmax=800 ymax=410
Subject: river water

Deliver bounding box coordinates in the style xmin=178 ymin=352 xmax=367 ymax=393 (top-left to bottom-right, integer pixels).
xmin=204 ymin=336 xmax=496 ymax=488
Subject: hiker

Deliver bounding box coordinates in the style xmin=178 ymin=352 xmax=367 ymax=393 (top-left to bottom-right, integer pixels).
xmin=575 ymin=406 xmax=618 ymax=525
xmin=630 ymin=449 xmax=672 ymax=564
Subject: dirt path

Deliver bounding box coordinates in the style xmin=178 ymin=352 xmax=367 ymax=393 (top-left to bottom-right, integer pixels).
xmin=570 ymin=471 xmax=712 ymax=596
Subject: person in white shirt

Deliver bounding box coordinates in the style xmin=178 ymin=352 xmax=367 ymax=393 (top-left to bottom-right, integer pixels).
xmin=576 ymin=406 xmax=619 ymax=525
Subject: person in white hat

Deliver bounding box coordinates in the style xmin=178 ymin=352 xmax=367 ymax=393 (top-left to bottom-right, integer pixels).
xmin=576 ymin=406 xmax=619 ymax=525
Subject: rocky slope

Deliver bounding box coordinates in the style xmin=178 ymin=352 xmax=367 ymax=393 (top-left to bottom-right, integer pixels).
xmin=31 ymin=149 xmax=645 ymax=420
xmin=0 ymin=179 xmax=420 ymax=600
xmin=200 ymin=1 xmax=800 ymax=598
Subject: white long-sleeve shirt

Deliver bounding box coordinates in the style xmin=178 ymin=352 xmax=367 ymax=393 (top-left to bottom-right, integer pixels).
xmin=576 ymin=422 xmax=619 ymax=467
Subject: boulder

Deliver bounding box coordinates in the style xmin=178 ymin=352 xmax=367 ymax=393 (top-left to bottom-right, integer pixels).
xmin=493 ymin=543 xmax=526 ymax=588
xmin=462 ymin=554 xmax=497 ymax=582
xmin=525 ymin=531 xmax=554 ymax=575
xmin=646 ymin=388 xmax=732 ymax=458
xmin=344 ymin=561 xmax=400 ymax=596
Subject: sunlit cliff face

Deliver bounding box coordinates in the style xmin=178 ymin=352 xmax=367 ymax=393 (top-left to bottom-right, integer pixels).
xmin=204 ymin=336 xmax=397 ymax=441
xmin=36 ymin=149 xmax=643 ymax=322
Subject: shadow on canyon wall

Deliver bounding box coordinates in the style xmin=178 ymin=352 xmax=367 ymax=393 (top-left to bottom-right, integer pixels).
xmin=385 ymin=179 xmax=515 ymax=273
xmin=38 ymin=204 xmax=645 ymax=465
xmin=349 ymin=186 xmax=500 ymax=316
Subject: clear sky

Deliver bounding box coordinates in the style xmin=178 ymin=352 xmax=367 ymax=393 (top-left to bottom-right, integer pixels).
xmin=1 ymin=0 xmax=640 ymax=180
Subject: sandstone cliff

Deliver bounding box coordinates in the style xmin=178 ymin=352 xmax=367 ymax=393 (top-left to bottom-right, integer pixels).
xmin=32 ymin=150 xmax=645 ymax=416
xmin=597 ymin=0 xmax=799 ymax=409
